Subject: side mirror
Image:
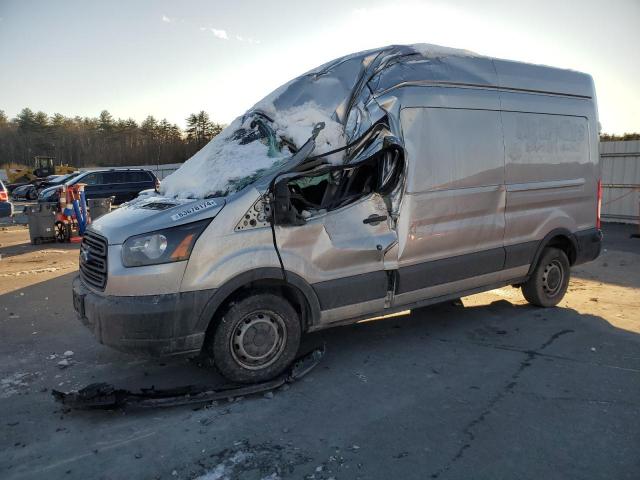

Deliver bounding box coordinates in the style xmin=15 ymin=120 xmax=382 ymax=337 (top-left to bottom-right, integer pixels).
xmin=271 ymin=179 xmax=305 ymax=226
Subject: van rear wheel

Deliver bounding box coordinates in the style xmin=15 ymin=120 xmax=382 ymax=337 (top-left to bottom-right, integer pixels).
xmin=207 ymin=293 xmax=301 ymax=384
xmin=521 ymin=248 xmax=570 ymax=307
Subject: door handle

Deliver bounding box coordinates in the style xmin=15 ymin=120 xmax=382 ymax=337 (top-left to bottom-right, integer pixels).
xmin=363 ymin=214 xmax=388 ymax=225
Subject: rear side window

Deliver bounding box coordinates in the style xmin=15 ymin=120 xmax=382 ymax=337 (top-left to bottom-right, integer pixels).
xmin=121 ymin=171 xmax=153 ymax=182
xmin=104 ymin=171 xmax=125 ymax=183
xmin=80 ymin=172 xmax=103 ymax=185
xmin=141 ymin=171 xmax=154 ymax=182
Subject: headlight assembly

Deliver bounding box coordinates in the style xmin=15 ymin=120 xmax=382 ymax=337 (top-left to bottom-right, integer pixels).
xmin=121 ymin=219 xmax=210 ymax=267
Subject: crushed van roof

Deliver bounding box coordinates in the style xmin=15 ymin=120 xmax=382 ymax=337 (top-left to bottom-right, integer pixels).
xmin=159 ymin=43 xmax=593 ymax=200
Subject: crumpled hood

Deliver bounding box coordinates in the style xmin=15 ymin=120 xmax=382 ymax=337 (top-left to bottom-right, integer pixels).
xmin=88 ymin=195 xmax=226 ymax=245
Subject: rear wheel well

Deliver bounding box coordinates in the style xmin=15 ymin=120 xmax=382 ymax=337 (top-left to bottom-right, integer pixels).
xmin=545 ymin=235 xmax=577 ymax=265
xmin=202 ymin=279 xmax=310 ymax=349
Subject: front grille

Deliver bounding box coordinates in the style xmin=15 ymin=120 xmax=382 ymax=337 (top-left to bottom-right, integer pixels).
xmin=80 ymin=230 xmax=108 ymax=290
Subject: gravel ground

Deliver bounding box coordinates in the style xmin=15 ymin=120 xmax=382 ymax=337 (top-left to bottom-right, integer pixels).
xmin=0 ymin=223 xmax=638 ymax=480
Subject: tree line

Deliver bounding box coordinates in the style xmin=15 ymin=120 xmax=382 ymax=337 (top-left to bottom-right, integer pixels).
xmin=0 ymin=108 xmax=224 ymax=169
xmin=600 ymin=132 xmax=640 ymax=141
xmin=1 ymin=107 xmax=637 ymax=171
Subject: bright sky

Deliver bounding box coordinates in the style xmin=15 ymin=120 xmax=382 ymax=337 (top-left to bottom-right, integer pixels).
xmin=1 ymin=0 xmax=638 ymax=134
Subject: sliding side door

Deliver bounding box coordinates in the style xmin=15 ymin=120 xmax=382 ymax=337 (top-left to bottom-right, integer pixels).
xmin=394 ymin=101 xmax=507 ymax=306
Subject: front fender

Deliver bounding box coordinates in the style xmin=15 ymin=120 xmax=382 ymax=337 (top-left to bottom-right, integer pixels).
xmin=193 ymin=267 xmax=322 ymax=333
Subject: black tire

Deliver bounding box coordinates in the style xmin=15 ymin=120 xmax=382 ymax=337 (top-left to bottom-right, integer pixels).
xmin=521 ymin=248 xmax=570 ymax=307
xmin=207 ymin=293 xmax=301 ymax=384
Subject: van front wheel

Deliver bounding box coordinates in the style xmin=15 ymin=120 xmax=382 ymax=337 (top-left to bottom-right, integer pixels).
xmin=208 ymin=293 xmax=301 ymax=384
xmin=521 ymin=248 xmax=570 ymax=307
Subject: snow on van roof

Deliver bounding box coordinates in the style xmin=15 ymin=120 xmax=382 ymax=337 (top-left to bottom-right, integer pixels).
xmin=159 ymin=102 xmax=345 ymax=199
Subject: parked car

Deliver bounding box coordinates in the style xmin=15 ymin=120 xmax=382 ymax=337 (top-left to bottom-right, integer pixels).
xmin=11 ymin=183 xmax=38 ymax=200
xmin=5 ymin=182 xmax=28 ymax=195
xmin=72 ymin=44 xmax=602 ymax=384
xmin=0 ymin=180 xmax=13 ymax=218
xmin=39 ymin=169 xmax=159 ymax=205
xmin=9 ymin=173 xmax=79 ymax=201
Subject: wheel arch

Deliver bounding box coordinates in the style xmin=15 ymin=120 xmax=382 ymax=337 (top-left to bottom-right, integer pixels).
xmin=527 ymin=228 xmax=578 ymax=275
xmin=196 ymin=268 xmax=321 ymax=345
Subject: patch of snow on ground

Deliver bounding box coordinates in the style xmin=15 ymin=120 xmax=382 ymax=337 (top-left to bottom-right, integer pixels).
xmin=195 ymin=451 xmax=253 ymax=480
xmin=160 ymin=102 xmax=345 ymax=199
xmin=260 ymin=473 xmax=281 ymax=480
xmin=1 ymin=372 xmax=34 ymax=398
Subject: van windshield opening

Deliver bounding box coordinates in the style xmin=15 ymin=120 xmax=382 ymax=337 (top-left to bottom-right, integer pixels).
xmin=284 ymin=148 xmax=403 ymax=220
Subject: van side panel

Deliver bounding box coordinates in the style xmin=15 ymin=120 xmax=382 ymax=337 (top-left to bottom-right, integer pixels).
xmin=500 ymin=92 xmax=598 ymax=265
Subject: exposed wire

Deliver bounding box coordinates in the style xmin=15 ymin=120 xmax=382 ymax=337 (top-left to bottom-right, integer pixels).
xmin=267 ymin=193 xmax=287 ymax=283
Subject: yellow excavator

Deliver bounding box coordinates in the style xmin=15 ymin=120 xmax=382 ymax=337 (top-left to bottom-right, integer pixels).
xmin=7 ymin=156 xmax=76 ymax=184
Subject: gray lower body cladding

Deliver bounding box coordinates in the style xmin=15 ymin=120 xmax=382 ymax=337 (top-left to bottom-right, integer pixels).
xmin=312 ymin=228 xmax=603 ymax=306
xmin=72 ymin=276 xmax=215 ymax=356
xmin=312 ymin=270 xmax=388 ymax=309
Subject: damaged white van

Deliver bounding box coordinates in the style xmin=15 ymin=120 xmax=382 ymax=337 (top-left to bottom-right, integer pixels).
xmin=73 ymin=44 xmax=602 ymax=383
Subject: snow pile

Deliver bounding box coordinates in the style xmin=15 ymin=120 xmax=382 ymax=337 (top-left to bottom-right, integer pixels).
xmin=160 ymin=102 xmax=345 ymax=199
xmin=159 ymin=117 xmax=281 ymax=199
xmin=267 ymin=101 xmax=345 ymax=163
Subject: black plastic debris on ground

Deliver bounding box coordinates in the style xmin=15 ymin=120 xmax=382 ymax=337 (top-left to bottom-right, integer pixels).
xmin=52 ymin=345 xmax=325 ymax=410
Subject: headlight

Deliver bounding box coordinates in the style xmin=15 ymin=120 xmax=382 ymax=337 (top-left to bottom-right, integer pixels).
xmin=121 ymin=219 xmax=210 ymax=267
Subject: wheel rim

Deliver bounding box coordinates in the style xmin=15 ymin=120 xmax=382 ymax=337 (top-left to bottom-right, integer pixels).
xmin=55 ymin=222 xmax=66 ymax=242
xmin=230 ymin=310 xmax=287 ymax=370
xmin=542 ymin=259 xmax=564 ymax=297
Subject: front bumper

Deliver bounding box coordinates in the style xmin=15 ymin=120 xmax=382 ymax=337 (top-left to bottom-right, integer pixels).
xmin=72 ymin=276 xmax=215 ymax=356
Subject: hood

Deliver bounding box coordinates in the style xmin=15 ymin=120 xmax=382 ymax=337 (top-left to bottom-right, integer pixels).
xmin=88 ymin=194 xmax=226 ymax=245
xmin=39 ymin=175 xmax=82 ymax=199
xmin=38 ymin=185 xmax=58 ymax=197
xmin=158 ymin=43 xmax=481 ymax=200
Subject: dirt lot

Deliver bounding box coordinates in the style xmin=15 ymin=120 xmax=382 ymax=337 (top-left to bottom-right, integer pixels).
xmin=0 ymin=225 xmax=79 ymax=295
xmin=0 ymin=223 xmax=639 ymax=479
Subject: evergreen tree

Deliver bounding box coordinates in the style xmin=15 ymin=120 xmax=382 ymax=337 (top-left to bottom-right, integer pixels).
xmin=186 ymin=110 xmax=217 ymax=147
xmin=16 ymin=108 xmax=37 ymax=132
xmin=98 ymin=110 xmax=114 ymax=134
